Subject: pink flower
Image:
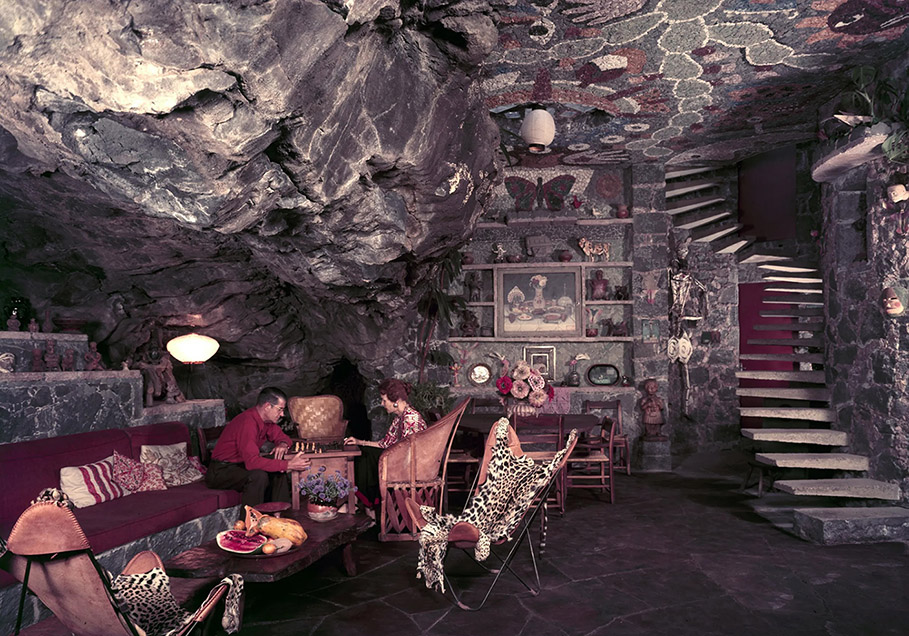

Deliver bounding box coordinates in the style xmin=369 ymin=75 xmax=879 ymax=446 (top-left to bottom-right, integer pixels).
xmin=510 ymin=379 xmax=530 ymax=399
xmin=528 ymin=372 xmax=546 ymax=392
xmin=528 ymin=390 xmax=547 ymax=407
xmin=496 ymin=375 xmax=513 ymax=395
xmin=512 ymin=360 xmax=532 ymax=381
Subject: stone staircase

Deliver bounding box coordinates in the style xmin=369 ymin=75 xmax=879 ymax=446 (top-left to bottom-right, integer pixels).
xmin=736 ymin=256 xmax=907 ymax=543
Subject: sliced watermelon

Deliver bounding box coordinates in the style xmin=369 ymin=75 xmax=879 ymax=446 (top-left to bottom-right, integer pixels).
xmin=216 ymin=529 xmax=268 ymax=554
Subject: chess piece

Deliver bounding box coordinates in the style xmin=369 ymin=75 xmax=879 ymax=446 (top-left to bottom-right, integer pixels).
xmin=43 ymin=340 xmax=61 ymax=371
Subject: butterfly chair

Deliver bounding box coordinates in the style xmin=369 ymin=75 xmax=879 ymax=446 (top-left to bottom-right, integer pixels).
xmin=377 ymin=398 xmax=470 ymax=542
xmin=584 ymin=399 xmax=629 ymax=475
xmin=405 ymin=418 xmax=578 ymax=610
xmin=565 ymin=410 xmax=616 ymax=503
xmin=287 ymin=394 xmax=347 ymax=441
xmin=1 ymin=497 xmax=241 ymax=636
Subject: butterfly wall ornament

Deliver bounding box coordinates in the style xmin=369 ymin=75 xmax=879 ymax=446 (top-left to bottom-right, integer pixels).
xmin=504 ymin=174 xmax=576 ymax=212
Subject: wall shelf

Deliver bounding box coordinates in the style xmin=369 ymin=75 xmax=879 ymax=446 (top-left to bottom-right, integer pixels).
xmin=475 ymin=218 xmax=634 ymax=228
xmin=450 ymin=336 xmax=633 ymax=343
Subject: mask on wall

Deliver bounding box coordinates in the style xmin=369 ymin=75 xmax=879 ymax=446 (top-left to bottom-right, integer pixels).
xmin=882 ymin=287 xmax=905 ymax=316
xmin=887 ymin=185 xmax=908 ymax=204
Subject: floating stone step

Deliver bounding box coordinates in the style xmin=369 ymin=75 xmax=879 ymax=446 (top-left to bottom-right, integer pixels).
xmin=737 ymin=387 xmax=830 ymax=401
xmin=742 ymin=428 xmax=848 ymax=445
xmin=762 ymin=296 xmax=824 ymax=306
xmin=739 ymin=407 xmax=835 ymax=422
xmin=757 ymin=262 xmax=819 ymax=273
xmin=666 ymin=194 xmax=725 ymax=213
xmin=665 ymin=167 xmax=716 ymax=180
xmin=738 ymin=251 xmax=793 ymax=264
xmin=774 ymin=478 xmax=901 ymax=501
xmin=760 ymin=307 xmax=825 ymax=318
xmin=665 ymin=178 xmax=721 ymax=198
xmin=763 ymin=284 xmax=824 ymax=294
xmin=691 ymin=222 xmax=743 ymax=243
xmin=673 ymin=209 xmax=732 ymax=230
xmin=793 ymin=507 xmax=909 ymax=545
xmin=715 ymin=235 xmax=755 ymax=255
xmin=753 ymin=322 xmax=824 ymax=332
xmin=746 ymin=337 xmax=823 ymax=347
xmin=737 ymin=370 xmax=826 ymax=382
xmin=755 ymin=453 xmax=867 ymax=470
xmin=740 ymin=352 xmax=824 ymax=364
xmin=762 ymin=274 xmax=824 ymax=284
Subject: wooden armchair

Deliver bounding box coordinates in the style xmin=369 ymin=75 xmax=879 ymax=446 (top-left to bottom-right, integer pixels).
xmin=377 ymin=398 xmax=470 ymax=541
xmin=287 ymin=394 xmax=347 ymax=441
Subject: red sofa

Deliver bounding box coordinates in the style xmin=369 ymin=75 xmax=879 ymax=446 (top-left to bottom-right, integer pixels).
xmin=0 ymin=421 xmax=241 ymax=591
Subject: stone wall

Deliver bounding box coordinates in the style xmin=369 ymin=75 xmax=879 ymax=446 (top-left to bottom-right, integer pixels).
xmin=822 ymin=159 xmax=909 ymax=503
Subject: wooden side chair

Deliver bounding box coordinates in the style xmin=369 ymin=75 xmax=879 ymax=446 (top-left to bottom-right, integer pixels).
xmin=566 ymin=411 xmax=616 ymax=503
xmin=287 ymin=394 xmax=347 ymax=441
xmin=405 ymin=419 xmax=579 ymax=610
xmin=584 ymin=399 xmax=630 ymax=475
xmin=377 ymin=398 xmax=470 ymax=542
xmin=510 ymin=414 xmax=568 ymax=514
xmin=196 ymin=424 xmax=226 ymax=465
xmin=1 ymin=497 xmax=240 ymax=635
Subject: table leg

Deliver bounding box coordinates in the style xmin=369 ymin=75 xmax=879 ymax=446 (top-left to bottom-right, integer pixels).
xmin=345 ymin=456 xmax=356 ymax=514
xmin=341 ymin=543 xmax=357 ymax=576
xmin=291 ymin=470 xmax=301 ymax=511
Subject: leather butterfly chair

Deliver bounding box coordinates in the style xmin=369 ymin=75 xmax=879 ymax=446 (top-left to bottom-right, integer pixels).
xmin=405 ymin=418 xmax=578 ymax=610
xmin=287 ymin=394 xmax=347 ymax=441
xmin=1 ymin=500 xmax=238 ymax=635
xmin=377 ymin=398 xmax=470 ymax=542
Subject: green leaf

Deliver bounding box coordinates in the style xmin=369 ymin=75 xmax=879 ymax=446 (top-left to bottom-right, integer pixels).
xmin=850 ymin=65 xmax=876 ymax=90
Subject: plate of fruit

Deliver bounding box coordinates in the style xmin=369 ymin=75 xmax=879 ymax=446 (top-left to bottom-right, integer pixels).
xmin=215 ymin=505 xmax=308 ymax=557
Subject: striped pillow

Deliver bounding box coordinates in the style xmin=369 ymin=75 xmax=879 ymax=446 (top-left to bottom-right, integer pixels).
xmin=60 ymin=455 xmax=127 ymax=508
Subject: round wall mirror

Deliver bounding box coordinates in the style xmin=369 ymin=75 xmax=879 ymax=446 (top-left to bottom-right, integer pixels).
xmin=467 ymin=363 xmax=492 ymax=386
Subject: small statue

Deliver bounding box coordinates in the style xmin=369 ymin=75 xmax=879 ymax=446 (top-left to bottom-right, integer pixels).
xmin=0 ymin=352 xmax=15 ymax=373
xmin=42 ymin=309 xmax=54 ymax=334
xmin=43 ymin=340 xmax=61 ymax=371
xmin=61 ymin=348 xmax=76 ymax=371
xmin=590 ymin=269 xmax=610 ymax=300
xmin=27 ymin=318 xmax=39 ymax=333
xmin=135 ymin=343 xmax=185 ymax=407
xmin=492 ymin=243 xmax=507 ymax=263
xmin=640 ymin=378 xmax=666 ymax=439
xmin=6 ymin=309 xmax=21 ymax=332
xmin=882 ymin=287 xmax=905 ymax=316
xmin=465 ymin=271 xmax=482 ymax=303
xmin=84 ymin=341 xmax=106 ymax=371
xmin=458 ymin=310 xmax=480 ymax=338
xmin=613 ymin=285 xmax=629 ymax=301
xmin=30 ymin=347 xmax=45 ymax=372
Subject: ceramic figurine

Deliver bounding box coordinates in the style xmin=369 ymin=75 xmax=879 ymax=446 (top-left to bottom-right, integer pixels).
xmin=30 ymin=347 xmax=45 ymax=372
xmin=61 ymin=348 xmax=76 ymax=372
xmin=590 ymin=269 xmax=610 ymax=300
xmin=0 ymin=352 xmax=15 ymax=373
xmin=43 ymin=340 xmax=61 ymax=371
xmin=640 ymin=378 xmax=665 ymax=439
xmin=84 ymin=341 xmax=106 ymax=371
xmin=6 ymin=309 xmax=21 ymax=331
xmin=887 ymin=184 xmax=908 ymax=204
xmin=27 ymin=318 xmax=39 ymax=333
xmin=458 ymin=310 xmax=480 ymax=338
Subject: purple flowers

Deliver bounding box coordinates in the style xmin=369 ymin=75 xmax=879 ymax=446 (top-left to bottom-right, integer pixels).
xmin=299 ymin=467 xmax=356 ymax=506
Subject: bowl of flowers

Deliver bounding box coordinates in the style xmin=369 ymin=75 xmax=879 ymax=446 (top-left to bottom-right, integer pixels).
xmin=494 ymin=358 xmax=555 ymax=417
xmin=299 ymin=466 xmax=356 ymax=522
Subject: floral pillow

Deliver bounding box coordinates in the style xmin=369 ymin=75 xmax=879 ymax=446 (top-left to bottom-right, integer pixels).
xmin=139 ymin=442 xmax=204 ymax=487
xmin=111 ymin=450 xmax=167 ymax=493
xmin=60 ymin=455 xmax=127 ymax=508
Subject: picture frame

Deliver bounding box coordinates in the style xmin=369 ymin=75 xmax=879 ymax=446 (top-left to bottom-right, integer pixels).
xmin=523 ymin=345 xmax=556 ymax=380
xmin=496 ymin=265 xmax=583 ymax=339
xmin=467 ymin=362 xmax=493 ymax=386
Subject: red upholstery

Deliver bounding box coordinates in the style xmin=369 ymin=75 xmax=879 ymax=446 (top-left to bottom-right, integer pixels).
xmin=0 ymin=421 xmax=240 ymax=590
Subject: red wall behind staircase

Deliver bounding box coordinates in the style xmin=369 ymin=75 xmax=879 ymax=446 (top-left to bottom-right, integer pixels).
xmin=738 ymin=147 xmax=797 ymax=240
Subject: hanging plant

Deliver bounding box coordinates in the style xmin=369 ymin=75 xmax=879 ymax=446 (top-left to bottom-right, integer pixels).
xmin=415 ymin=249 xmax=465 ymax=383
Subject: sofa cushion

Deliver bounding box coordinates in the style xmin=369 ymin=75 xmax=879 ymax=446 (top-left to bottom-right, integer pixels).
xmin=111 ymin=451 xmax=168 ymax=493
xmin=59 ymin=455 xmax=127 ymax=508
xmin=73 ymin=482 xmax=223 ymax=555
xmin=140 ymin=442 xmax=204 ymax=487
xmin=0 ymin=429 xmax=131 ymax=527
xmin=126 ymin=422 xmax=191 ymax=460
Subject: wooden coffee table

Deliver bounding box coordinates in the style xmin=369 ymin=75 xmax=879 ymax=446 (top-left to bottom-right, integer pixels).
xmin=164 ymin=510 xmax=373 ymax=583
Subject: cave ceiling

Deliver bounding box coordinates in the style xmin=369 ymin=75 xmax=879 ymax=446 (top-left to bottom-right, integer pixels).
xmin=0 ymin=0 xmax=907 ymax=403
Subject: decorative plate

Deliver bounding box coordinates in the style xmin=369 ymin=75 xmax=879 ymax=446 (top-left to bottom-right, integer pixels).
xmin=467 ymin=362 xmax=492 ymax=386
xmin=586 ymin=364 xmax=620 ymax=386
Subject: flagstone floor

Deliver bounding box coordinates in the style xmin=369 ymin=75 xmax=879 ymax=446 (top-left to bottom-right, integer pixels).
xmin=239 ymin=451 xmax=909 ymax=635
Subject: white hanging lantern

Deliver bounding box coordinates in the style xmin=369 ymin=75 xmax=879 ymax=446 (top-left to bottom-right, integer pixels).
xmin=166 ymin=333 xmax=219 ymax=364
xmin=519 ymin=108 xmax=555 ymax=153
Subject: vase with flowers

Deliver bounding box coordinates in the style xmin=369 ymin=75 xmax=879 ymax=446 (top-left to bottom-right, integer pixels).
xmin=563 ymin=353 xmax=590 ymax=387
xmin=494 ymin=358 xmax=555 ymax=418
xmin=299 ymin=466 xmax=356 ymax=522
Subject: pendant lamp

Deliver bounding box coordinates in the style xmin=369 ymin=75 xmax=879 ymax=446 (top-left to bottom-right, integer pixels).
xmin=519 ymin=108 xmax=555 ymax=153
xmin=166 ymin=333 xmax=219 ymax=364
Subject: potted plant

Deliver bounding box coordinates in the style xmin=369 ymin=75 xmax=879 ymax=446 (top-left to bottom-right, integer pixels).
xmin=299 ymin=466 xmax=356 ymax=522
xmin=408 ymin=381 xmax=454 ymax=422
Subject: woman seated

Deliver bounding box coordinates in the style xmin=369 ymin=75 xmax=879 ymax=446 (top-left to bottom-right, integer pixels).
xmin=344 ymin=378 xmax=427 ymax=514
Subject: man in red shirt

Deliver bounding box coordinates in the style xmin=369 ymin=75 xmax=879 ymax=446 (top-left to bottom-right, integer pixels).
xmin=205 ymin=387 xmax=311 ymax=506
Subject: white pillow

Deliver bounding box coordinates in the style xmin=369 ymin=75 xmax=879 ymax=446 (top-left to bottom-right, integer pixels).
xmin=60 ymin=455 xmax=128 ymax=508
xmin=140 ymin=442 xmax=204 ymax=487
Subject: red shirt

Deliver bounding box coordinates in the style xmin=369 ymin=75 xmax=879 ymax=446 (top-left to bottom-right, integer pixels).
xmin=211 ymin=407 xmax=292 ymax=472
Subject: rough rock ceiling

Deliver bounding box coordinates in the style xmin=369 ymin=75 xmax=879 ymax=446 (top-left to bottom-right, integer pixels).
xmin=0 ymin=0 xmax=907 ymax=407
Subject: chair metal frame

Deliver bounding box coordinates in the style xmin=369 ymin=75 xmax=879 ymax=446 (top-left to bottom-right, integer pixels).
xmin=407 ymin=420 xmax=578 ymax=611
xmin=584 ymin=399 xmax=630 ymax=475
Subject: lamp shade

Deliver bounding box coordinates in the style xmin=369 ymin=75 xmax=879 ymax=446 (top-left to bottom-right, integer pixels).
xmin=519 ymin=108 xmax=555 ymax=153
xmin=166 ymin=333 xmax=219 ymax=364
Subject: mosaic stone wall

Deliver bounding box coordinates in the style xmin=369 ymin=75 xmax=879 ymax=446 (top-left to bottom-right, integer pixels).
xmin=822 ymin=158 xmax=909 ymax=503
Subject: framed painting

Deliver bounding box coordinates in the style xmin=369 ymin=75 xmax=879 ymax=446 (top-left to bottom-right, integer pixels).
xmin=523 ymin=346 xmax=556 ymax=380
xmin=496 ymin=265 xmax=583 ymax=338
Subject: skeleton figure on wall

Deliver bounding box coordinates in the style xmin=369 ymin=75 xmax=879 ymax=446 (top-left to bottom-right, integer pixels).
xmin=667 ymin=237 xmax=706 ymax=415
